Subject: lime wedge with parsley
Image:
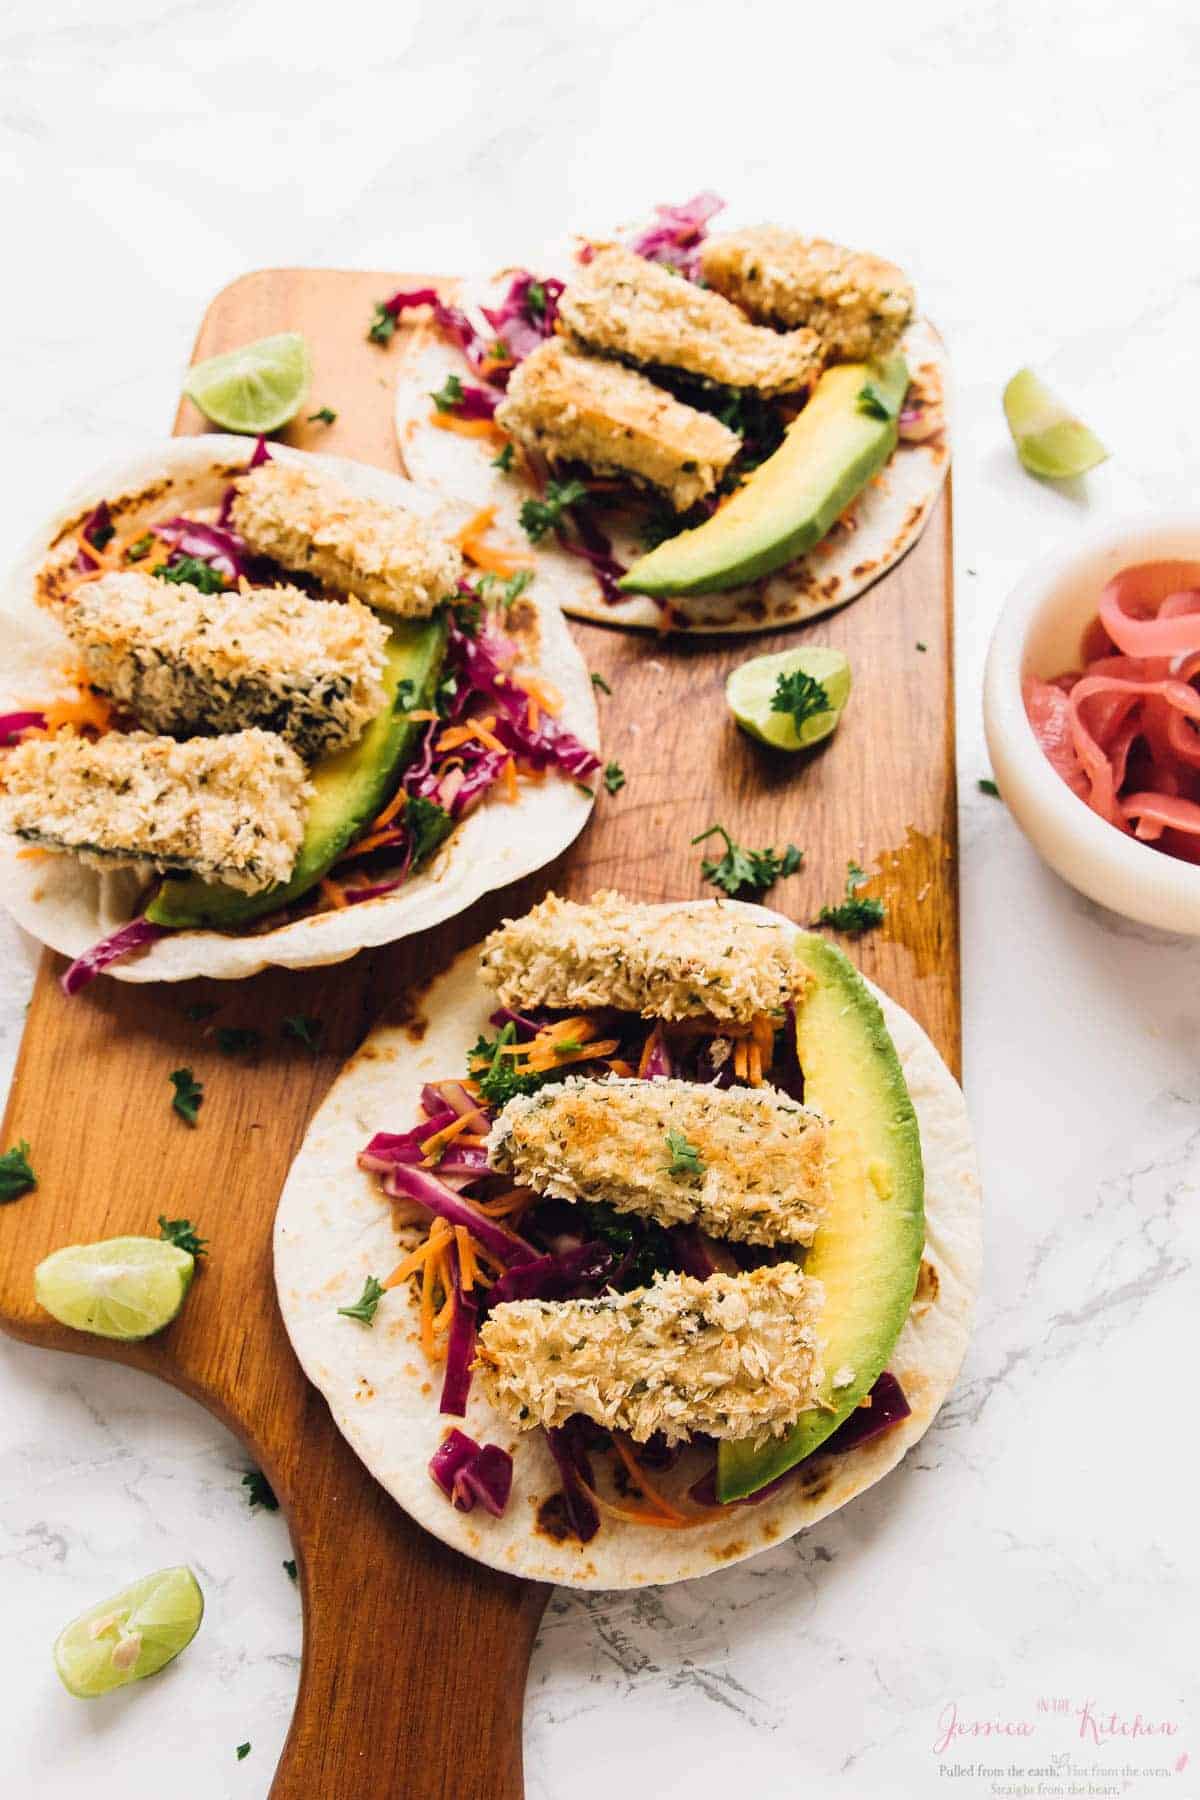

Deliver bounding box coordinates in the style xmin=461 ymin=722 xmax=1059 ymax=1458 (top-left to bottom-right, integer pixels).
xmin=183 ymin=331 xmax=312 ymax=434
xmin=35 ymin=1236 xmax=194 ymax=1340
xmin=1003 ymin=367 xmax=1108 ymax=479
xmin=54 ymin=1565 xmax=203 ymax=1698
xmin=727 ymin=647 xmax=851 ymax=751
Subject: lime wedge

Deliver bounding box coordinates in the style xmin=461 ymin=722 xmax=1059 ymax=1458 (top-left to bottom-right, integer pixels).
xmin=35 ymin=1236 xmax=194 ymax=1340
xmin=54 ymin=1565 xmax=203 ymax=1698
xmin=727 ymin=647 xmax=851 ymax=751
xmin=1003 ymin=367 xmax=1108 ymax=478
xmin=183 ymin=332 xmax=313 ymax=434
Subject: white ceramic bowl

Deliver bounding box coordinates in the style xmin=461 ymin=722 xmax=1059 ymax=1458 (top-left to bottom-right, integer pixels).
xmin=984 ymin=515 xmax=1200 ymax=935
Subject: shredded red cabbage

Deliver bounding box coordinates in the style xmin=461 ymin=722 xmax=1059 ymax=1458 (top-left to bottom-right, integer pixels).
xmin=770 ymin=1004 xmax=805 ymax=1104
xmin=440 ymin=1242 xmax=478 ymax=1416
xmin=429 ymin=1429 xmax=514 ymax=1517
xmin=152 ymin=516 xmax=250 ymax=580
xmin=555 ymin=502 xmax=627 ymax=603
xmin=358 ymin=1114 xmax=458 ymax=1172
xmin=81 ymin=500 xmax=114 ymax=551
xmin=378 ymin=288 xmax=497 ymax=378
xmin=544 ymin=1421 xmax=601 ymax=1543
xmin=639 ymin=1025 xmax=673 ymax=1080
xmin=480 ymin=273 xmax=565 ymax=368
xmin=0 ymin=710 xmax=46 ymax=744
xmin=484 ymin=1242 xmax=614 ymax=1311
xmin=627 ymin=192 xmax=725 ymax=279
xmin=445 ymin=620 xmax=601 ymax=779
xmin=444 ymin=383 xmax=499 ymax=421
xmin=487 ymin=1006 xmax=542 ymax=1039
xmin=668 ymin=1226 xmax=729 ymax=1281
xmin=73 ymin=543 xmax=99 ymax=574
xmin=217 ymin=438 xmax=272 ymax=527
xmin=60 ymin=917 xmax=168 ymax=996
xmin=383 ymin=1164 xmax=538 ymax=1265
xmin=429 ymin=1427 xmax=480 ymax=1495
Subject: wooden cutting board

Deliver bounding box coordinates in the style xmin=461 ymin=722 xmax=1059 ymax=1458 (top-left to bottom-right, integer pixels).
xmin=0 ymin=269 xmax=957 ymax=1797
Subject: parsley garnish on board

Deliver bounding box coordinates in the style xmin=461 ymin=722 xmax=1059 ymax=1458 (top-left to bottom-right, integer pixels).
xmin=169 ymin=1068 xmax=203 ymax=1126
xmin=236 ymin=1743 xmax=251 ymax=1762
xmin=978 ymin=777 xmax=1000 ymax=797
xmin=369 ymin=303 xmax=398 ymax=345
xmin=337 ymin=1274 xmax=386 ymax=1325
xmin=283 ymin=1559 xmax=297 ymax=1582
xmin=0 ymin=1140 xmax=36 ymax=1203
xmin=603 ymin=761 xmax=626 ymax=795
xmin=492 ymin=442 xmax=515 ymax=473
xmin=692 ymin=824 xmax=803 ymax=898
xmin=519 ymin=478 xmax=588 ymax=544
xmin=159 ymin=1215 xmax=207 ymax=1258
xmin=430 ymin=373 xmax=465 ymax=413
xmin=241 ymin=1469 xmax=278 ymax=1512
xmin=662 ymin=1131 xmax=705 ymax=1179
xmin=307 ymin=406 xmax=337 ymax=425
xmin=816 ymin=862 xmax=886 ymax=936
xmin=283 ymin=1014 xmax=323 ymax=1052
xmin=771 ymin=669 xmax=830 ymax=734
xmin=590 ymin=672 xmax=612 ymax=695
xmin=153 ymin=556 xmax=227 ymax=594
xmin=216 ymin=1027 xmax=261 ymax=1057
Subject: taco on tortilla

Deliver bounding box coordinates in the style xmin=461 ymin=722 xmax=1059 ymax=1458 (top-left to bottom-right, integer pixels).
xmin=390 ymin=195 xmax=949 ymax=635
xmin=0 ymin=436 xmax=598 ymax=987
xmin=275 ymin=892 xmax=981 ymax=1588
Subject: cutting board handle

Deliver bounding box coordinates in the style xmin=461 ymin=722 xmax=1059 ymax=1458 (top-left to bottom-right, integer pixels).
xmin=271 ymin=1427 xmax=549 ymax=1799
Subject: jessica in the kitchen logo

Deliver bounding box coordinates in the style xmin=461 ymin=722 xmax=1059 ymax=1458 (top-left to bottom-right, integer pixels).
xmin=933 ymin=1696 xmax=1183 ymax=1758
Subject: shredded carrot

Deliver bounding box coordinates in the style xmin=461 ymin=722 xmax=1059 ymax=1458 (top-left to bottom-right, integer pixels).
xmin=420 ymin=1250 xmax=439 ymax=1358
xmin=747 ymin=1041 xmax=763 ymax=1086
xmin=453 ymin=504 xmax=533 ymax=578
xmin=606 ymin=1060 xmax=636 ymax=1078
xmin=454 ymin=1225 xmax=477 ymax=1291
xmin=637 ymin=1027 xmax=661 ymax=1078
xmin=319 ymin=876 xmax=348 ymax=910
xmin=419 ymin=1111 xmax=476 ymax=1162
xmin=751 ymin=1013 xmax=776 ymax=1062
xmin=41 ymin=689 xmax=115 ymax=735
xmin=578 ymin=1476 xmax=717 ymax=1531
xmin=370 ymin=788 xmax=408 ymax=832
xmin=524 ymin=1038 xmax=619 ymax=1073
xmin=525 ymin=695 xmax=540 ymax=734
xmin=501 ymin=756 xmax=519 ymax=802
xmin=436 ymin=718 xmax=505 ymax=755
xmin=429 ymin=410 xmax=504 ymax=441
xmin=383 ymin=1237 xmax=442 ymax=1288
xmin=15 ymin=847 xmax=52 ymax=862
xmin=341 ymin=828 xmax=403 ymax=860
xmin=609 ymin=1439 xmax=690 ymax=1522
xmin=514 ymin=673 xmax=563 ymax=716
xmin=734 ymin=1039 xmax=750 ymax=1082
xmin=404 ymin=709 xmax=439 ymax=723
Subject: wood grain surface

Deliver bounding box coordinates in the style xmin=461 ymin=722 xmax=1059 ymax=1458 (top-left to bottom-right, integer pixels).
xmin=0 ymin=267 xmax=957 ymax=1798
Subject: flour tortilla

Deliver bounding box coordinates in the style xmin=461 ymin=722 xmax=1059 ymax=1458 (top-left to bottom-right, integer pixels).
xmin=393 ymin=272 xmax=950 ymax=635
xmin=0 ymin=436 xmax=597 ymax=983
xmin=275 ymin=900 xmax=981 ymax=1589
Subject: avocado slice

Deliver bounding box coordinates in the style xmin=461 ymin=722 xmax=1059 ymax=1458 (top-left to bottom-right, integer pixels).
xmin=620 ymin=354 xmax=908 ymax=598
xmin=716 ymin=931 xmax=924 ymax=1501
xmin=146 ymin=614 xmax=448 ymax=931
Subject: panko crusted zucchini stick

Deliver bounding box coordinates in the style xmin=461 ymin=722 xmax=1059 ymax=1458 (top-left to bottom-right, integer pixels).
xmin=476 ymin=1263 xmax=825 ymax=1445
xmin=0 ymin=729 xmax=310 ymax=893
xmin=494 ymin=339 xmax=740 ymax=512
xmin=64 ymin=572 xmax=389 ymax=759
xmin=489 ymin=1075 xmax=829 ymax=1246
xmin=231 ymin=459 xmax=463 ymax=614
xmin=699 ymin=228 xmax=915 ymax=363
xmin=559 ymin=245 xmax=823 ymax=395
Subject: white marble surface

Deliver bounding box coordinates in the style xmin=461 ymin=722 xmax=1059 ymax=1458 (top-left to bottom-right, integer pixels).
xmin=2 ymin=1 xmax=1198 ymax=1795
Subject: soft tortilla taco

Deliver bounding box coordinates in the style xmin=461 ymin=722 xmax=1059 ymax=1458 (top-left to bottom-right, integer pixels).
xmin=275 ymin=892 xmax=981 ymax=1588
xmin=0 ymin=436 xmax=598 ymax=986
xmin=390 ymin=195 xmax=949 ymax=635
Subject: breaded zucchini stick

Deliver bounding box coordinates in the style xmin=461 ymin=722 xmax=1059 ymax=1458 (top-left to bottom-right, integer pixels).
xmin=0 ymin=728 xmax=310 ymax=893
xmin=65 ymin=572 xmax=389 ymax=760
xmin=489 ymin=1075 xmax=828 ymax=1246
xmin=560 ymin=245 xmax=822 ymax=395
xmin=231 ymin=460 xmax=463 ymax=615
xmin=476 ymin=1263 xmax=825 ymax=1444
xmin=494 ymin=339 xmax=739 ymax=512
xmin=700 ymin=228 xmax=914 ymax=363
xmin=479 ymin=889 xmax=802 ymax=1024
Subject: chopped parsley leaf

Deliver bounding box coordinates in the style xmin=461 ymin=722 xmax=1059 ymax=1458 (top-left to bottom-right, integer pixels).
xmin=519 ymin=478 xmax=588 ymax=544
xmin=236 ymin=1743 xmax=251 ymax=1761
xmin=153 ymin=556 xmax=227 ymax=594
xmin=915 ymin=641 xmax=927 ymax=653
xmin=283 ymin=1559 xmax=297 ymax=1581
xmin=771 ymin=668 xmax=830 ymax=734
xmin=816 ymin=861 xmax=886 ymax=936
xmin=406 ymin=794 xmax=454 ymax=868
xmin=282 ymin=1014 xmax=323 ymax=1052
xmin=478 ymin=568 xmax=532 ymax=613
xmin=552 ymin=1038 xmax=584 ymax=1057
xmin=469 ymin=1024 xmax=557 ymax=1110
xmin=430 ymin=372 xmax=465 ymax=413
xmin=241 ymin=1469 xmax=278 ymax=1511
xmin=590 ymin=672 xmax=612 ymax=695
xmin=307 ymin=406 xmax=337 ymax=425
xmin=978 ymin=777 xmax=1000 ymax=797
xmin=492 ymin=442 xmax=515 ymax=472
xmin=216 ymin=1026 xmax=261 ymax=1057
xmin=662 ymin=1130 xmax=705 ymax=1179
xmin=337 ymin=1273 xmax=386 ymax=1325
xmin=692 ymin=824 xmax=803 ymax=898
xmin=450 ymin=595 xmax=482 ymax=636
xmin=158 ymin=1215 xmax=207 ymax=1258
xmin=0 ymin=1139 xmax=36 ymax=1203
xmin=525 ymin=280 xmax=547 ymax=320
xmin=369 ymin=302 xmax=397 ymax=345
xmin=603 ymin=761 xmax=626 ymax=796
xmin=124 ymin=533 xmax=155 ymax=562
xmin=169 ymin=1068 xmax=203 ymax=1126
xmin=579 ymin=1200 xmax=674 ymax=1289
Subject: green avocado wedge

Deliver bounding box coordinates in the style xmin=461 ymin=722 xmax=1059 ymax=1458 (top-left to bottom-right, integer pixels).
xmin=620 ymin=354 xmax=908 ymax=598
xmin=146 ymin=614 xmax=448 ymax=931
xmin=716 ymin=932 xmax=924 ymax=1502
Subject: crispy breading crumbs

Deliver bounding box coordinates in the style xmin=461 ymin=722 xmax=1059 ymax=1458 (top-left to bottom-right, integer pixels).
xmin=490 ymin=1075 xmax=829 ymax=1246
xmin=231 ymin=461 xmax=462 ymax=615
xmin=476 ymin=1263 xmax=825 ymax=1444
xmin=494 ymin=339 xmax=739 ymax=513
xmin=0 ymin=728 xmax=310 ymax=892
xmin=479 ymin=890 xmax=805 ymax=1024
xmin=65 ymin=572 xmax=388 ymax=760
xmin=560 ymin=245 xmax=823 ymax=395
xmin=700 ymin=228 xmax=915 ymax=363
